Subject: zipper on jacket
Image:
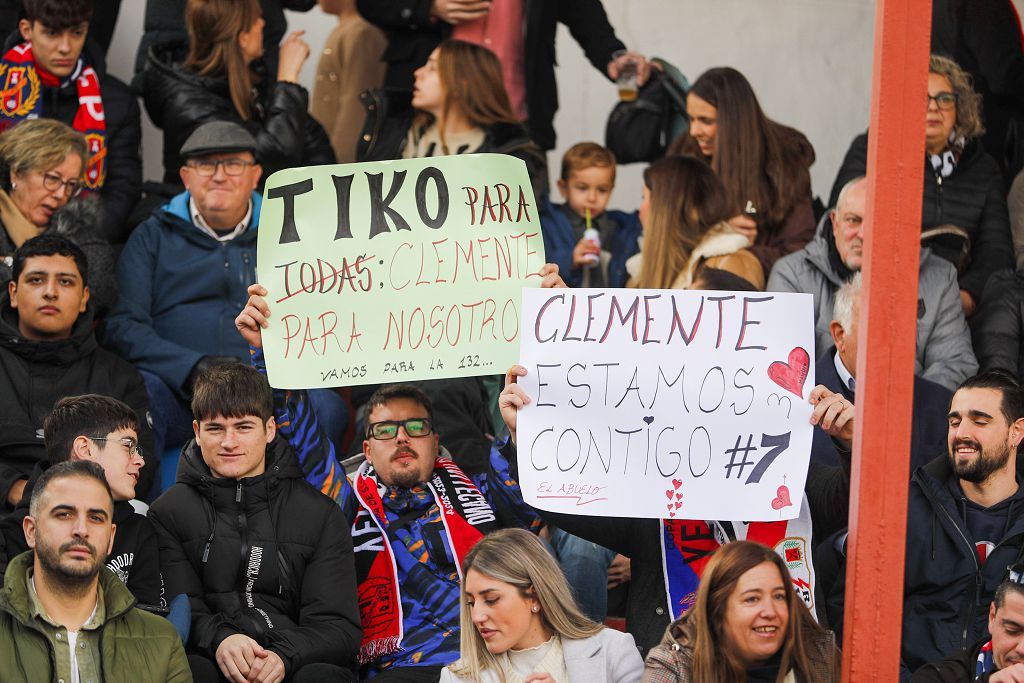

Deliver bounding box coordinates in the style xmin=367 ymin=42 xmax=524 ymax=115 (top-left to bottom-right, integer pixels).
xmin=236 ymin=482 xmax=250 ymax=591
xmin=935 ymin=172 xmax=944 ymax=224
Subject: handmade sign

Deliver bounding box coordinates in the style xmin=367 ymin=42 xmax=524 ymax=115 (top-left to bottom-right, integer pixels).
xmin=516 ymin=288 xmax=815 ymax=521
xmin=257 ymin=155 xmax=546 ymax=388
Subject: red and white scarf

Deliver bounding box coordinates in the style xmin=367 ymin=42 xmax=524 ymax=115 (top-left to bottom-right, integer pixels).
xmin=351 ymin=457 xmax=496 ymax=663
xmin=0 ymin=43 xmax=107 ymax=189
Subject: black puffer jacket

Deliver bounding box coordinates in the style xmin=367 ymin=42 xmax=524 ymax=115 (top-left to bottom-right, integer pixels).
xmin=141 ymin=42 xmax=336 ymax=186
xmin=357 ymin=88 xmax=547 ymax=202
xmin=0 ymin=294 xmax=155 ymax=504
xmin=973 ymin=268 xmax=1024 ymax=380
xmin=829 ymin=133 xmax=1013 ymax=300
xmin=148 ymin=437 xmax=361 ymax=673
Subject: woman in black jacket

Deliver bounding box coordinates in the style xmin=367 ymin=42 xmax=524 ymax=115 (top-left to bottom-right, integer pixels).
xmin=142 ymin=0 xmax=335 ymax=187
xmin=357 ymin=39 xmax=546 ymax=202
xmin=829 ymin=54 xmax=1013 ymax=317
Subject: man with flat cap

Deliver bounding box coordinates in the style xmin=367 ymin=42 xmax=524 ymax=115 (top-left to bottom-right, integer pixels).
xmin=102 ymin=121 xmax=348 ymax=460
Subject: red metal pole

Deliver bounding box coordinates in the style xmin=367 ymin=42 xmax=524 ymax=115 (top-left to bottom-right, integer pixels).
xmin=841 ymin=0 xmax=932 ymax=680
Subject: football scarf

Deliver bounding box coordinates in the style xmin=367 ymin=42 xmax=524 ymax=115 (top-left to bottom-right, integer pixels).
xmin=0 ymin=43 xmax=107 ymax=189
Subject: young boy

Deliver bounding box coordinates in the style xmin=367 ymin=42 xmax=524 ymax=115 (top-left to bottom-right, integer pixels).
xmin=540 ymin=142 xmax=641 ymax=288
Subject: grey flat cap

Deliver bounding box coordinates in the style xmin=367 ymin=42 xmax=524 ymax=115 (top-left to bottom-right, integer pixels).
xmin=180 ymin=121 xmax=257 ymax=159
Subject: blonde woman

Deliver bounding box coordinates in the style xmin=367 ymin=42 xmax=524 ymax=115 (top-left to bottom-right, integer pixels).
xmin=628 ymin=155 xmax=764 ymax=291
xmin=442 ymin=528 xmax=643 ymax=683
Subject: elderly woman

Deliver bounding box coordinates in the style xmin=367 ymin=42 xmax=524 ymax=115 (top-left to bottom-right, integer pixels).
xmin=0 ymin=119 xmax=115 ymax=313
xmin=829 ymin=54 xmax=1012 ymax=316
xmin=643 ymin=541 xmax=839 ymax=683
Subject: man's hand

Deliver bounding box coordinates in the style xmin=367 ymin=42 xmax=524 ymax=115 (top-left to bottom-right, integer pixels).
xmin=216 ymin=634 xmax=262 ymax=682
xmin=809 ymin=385 xmax=855 ymax=450
xmin=6 ymin=479 xmax=26 ymax=507
xmin=539 ymin=262 xmax=566 ymax=289
xmin=990 ymin=664 xmax=1024 ymax=682
xmin=607 ymin=554 xmax=631 ymax=590
xmin=606 ymin=50 xmax=651 ymax=87
xmin=431 ymin=0 xmax=490 ymax=24
xmin=572 ymin=237 xmax=601 ymax=269
xmin=276 ymin=31 xmax=310 ymax=83
xmin=960 ymin=289 xmax=976 ymax=317
xmin=236 ymin=284 xmax=271 ymax=349
xmin=727 ymin=214 xmax=758 ymax=247
xmin=246 ymin=649 xmax=286 ymax=683
xmin=500 ymin=365 xmax=531 ymax=444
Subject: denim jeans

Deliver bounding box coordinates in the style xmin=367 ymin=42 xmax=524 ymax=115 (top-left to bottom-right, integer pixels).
xmin=548 ymin=526 xmax=616 ymax=622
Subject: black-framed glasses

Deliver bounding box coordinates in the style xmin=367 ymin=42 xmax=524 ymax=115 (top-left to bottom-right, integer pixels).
xmin=926 ymin=92 xmax=958 ymax=111
xmin=87 ymin=436 xmax=144 ymax=459
xmin=366 ymin=418 xmax=433 ymax=440
xmin=187 ymin=158 xmax=255 ymax=177
xmin=41 ymin=172 xmax=83 ymax=197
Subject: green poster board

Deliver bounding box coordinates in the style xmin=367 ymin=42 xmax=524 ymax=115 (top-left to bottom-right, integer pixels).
xmin=257 ymin=154 xmax=546 ymax=388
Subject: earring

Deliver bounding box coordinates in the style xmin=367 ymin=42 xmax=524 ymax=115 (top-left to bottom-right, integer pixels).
xmin=532 ymin=606 xmax=539 ymax=613
xmin=10 ymin=181 xmax=15 ymax=190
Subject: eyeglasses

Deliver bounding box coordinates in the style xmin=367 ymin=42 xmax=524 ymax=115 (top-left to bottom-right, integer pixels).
xmin=926 ymin=92 xmax=958 ymax=111
xmin=41 ymin=172 xmax=83 ymax=197
xmin=88 ymin=436 xmax=144 ymax=459
xmin=366 ymin=418 xmax=433 ymax=440
xmin=186 ymin=159 xmax=255 ymax=177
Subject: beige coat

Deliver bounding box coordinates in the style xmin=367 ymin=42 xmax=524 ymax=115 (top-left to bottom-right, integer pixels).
xmin=626 ymin=223 xmax=766 ymax=290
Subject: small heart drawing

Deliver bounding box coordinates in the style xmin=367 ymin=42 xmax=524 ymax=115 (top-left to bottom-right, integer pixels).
xmin=771 ymin=485 xmax=793 ymax=511
xmin=668 ymin=510 xmax=676 ymax=518
xmin=674 ymin=501 xmax=682 ymax=509
xmin=665 ymin=489 xmax=674 ymax=501
xmin=672 ymin=479 xmax=682 ymax=490
xmin=675 ymin=493 xmax=682 ymax=501
xmin=767 ymin=347 xmax=810 ymax=398
xmin=643 ymin=416 xmax=654 ymax=425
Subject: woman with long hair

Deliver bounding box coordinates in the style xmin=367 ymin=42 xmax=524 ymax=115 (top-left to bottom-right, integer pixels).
xmin=643 ymin=541 xmax=839 ymax=683
xmin=359 ymin=40 xmax=545 ymax=198
xmin=629 ymin=155 xmax=764 ymax=290
xmin=830 ymin=54 xmax=1012 ymax=317
xmin=441 ymin=528 xmax=644 ymax=683
xmin=668 ymin=67 xmax=816 ymax=274
xmin=142 ymin=0 xmax=335 ymax=186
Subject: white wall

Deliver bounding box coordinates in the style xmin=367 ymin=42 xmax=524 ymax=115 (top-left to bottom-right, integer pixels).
xmin=102 ymin=1 xmax=1024 ymax=210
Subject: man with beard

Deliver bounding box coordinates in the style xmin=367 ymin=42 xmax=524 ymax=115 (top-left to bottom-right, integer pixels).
xmin=898 ymin=370 xmax=1024 ymax=680
xmin=0 ymin=460 xmax=188 ymax=682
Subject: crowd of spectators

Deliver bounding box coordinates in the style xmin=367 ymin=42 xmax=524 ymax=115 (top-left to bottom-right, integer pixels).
xmin=1 ymin=0 xmax=1024 ymax=680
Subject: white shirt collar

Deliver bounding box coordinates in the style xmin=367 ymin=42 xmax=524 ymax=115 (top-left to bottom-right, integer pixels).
xmin=833 ymin=348 xmax=856 ymax=393
xmin=189 ymin=196 xmax=253 ymax=242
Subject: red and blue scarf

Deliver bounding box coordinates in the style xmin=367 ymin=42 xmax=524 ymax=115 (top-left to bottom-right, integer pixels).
xmin=0 ymin=43 xmax=107 ymax=190
xmin=661 ymin=503 xmax=816 ymax=618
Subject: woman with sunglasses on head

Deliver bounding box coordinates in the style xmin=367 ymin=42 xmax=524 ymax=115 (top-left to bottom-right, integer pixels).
xmin=829 ymin=54 xmax=1012 ymax=318
xmin=441 ymin=527 xmax=644 ymax=683
xmin=0 ymin=119 xmax=116 ymax=314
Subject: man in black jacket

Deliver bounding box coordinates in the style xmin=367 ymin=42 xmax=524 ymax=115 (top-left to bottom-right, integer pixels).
xmin=0 ymin=394 xmax=161 ymax=607
xmin=0 ymin=0 xmax=141 ymax=243
xmin=0 ymin=234 xmax=154 ymax=508
xmin=148 ymin=362 xmax=360 ymax=683
xmin=357 ymin=0 xmax=640 ymax=151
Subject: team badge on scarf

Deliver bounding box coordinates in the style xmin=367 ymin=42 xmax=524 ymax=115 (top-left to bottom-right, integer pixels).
xmin=0 ymin=43 xmax=107 ymax=190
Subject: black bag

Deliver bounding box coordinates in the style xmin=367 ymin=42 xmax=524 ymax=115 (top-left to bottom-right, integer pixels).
xmin=605 ymin=58 xmax=688 ymax=164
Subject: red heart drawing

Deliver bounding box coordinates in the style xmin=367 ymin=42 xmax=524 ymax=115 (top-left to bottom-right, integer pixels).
xmin=771 ymin=485 xmax=793 ymax=511
xmin=675 ymin=493 xmax=682 ymax=501
xmin=672 ymin=479 xmax=682 ymax=490
xmin=767 ymin=347 xmax=810 ymax=398
xmin=674 ymin=501 xmax=682 ymax=509
xmin=668 ymin=510 xmax=675 ymax=518
xmin=665 ymin=489 xmax=674 ymax=501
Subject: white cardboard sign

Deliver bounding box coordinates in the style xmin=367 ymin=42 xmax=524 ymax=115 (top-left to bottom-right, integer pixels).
xmin=516 ymin=288 xmax=815 ymax=521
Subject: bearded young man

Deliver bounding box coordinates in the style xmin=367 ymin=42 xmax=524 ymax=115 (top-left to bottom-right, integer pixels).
xmin=0 ymin=460 xmax=188 ymax=682
xmin=899 ymin=370 xmax=1024 ymax=680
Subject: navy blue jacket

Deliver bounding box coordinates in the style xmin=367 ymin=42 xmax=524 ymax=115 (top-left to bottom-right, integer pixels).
xmin=101 ymin=192 xmax=260 ymax=397
xmin=811 ymin=348 xmax=951 ymax=472
xmin=538 ymin=197 xmax=640 ymax=288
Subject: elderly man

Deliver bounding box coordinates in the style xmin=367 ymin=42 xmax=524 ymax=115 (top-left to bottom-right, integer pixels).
xmin=768 ymin=175 xmax=977 ymax=390
xmin=102 ymin=121 xmax=347 ymax=460
xmin=0 ymin=460 xmax=189 ymax=682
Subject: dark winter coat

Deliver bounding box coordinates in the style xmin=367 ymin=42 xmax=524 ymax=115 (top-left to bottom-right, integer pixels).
xmin=100 ymin=191 xmax=259 ymax=398
xmin=148 ymin=436 xmax=361 ymax=672
xmin=0 ymin=33 xmax=143 ymax=244
xmin=355 ymin=0 xmax=625 ymax=151
xmin=911 ymin=635 xmax=991 ymax=682
xmin=0 ymin=294 xmax=155 ymax=505
xmin=0 ymin=552 xmax=190 ymax=683
xmin=357 ymin=88 xmax=547 ymax=202
xmin=502 ymin=441 xmax=851 ymax=656
xmin=538 ymin=197 xmax=641 ymax=289
xmin=972 ymin=268 xmax=1024 ymax=381
xmin=0 ymin=462 xmax=162 ymax=607
xmin=141 ymin=42 xmax=335 ymax=186
xmin=828 ymin=133 xmax=1013 ymax=301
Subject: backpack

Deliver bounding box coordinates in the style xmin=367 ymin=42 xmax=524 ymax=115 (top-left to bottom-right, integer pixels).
xmin=605 ymin=58 xmax=689 ymax=164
